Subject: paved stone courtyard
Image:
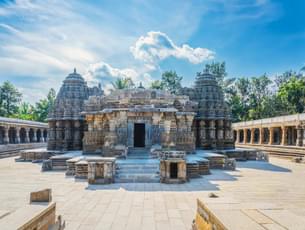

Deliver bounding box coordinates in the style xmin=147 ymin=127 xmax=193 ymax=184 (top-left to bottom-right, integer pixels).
xmin=0 ymin=157 xmax=305 ymax=230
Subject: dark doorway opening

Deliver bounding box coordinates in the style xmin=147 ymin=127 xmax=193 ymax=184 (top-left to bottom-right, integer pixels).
xmin=170 ymin=163 xmax=178 ymax=179
xmin=134 ymin=123 xmax=145 ymax=147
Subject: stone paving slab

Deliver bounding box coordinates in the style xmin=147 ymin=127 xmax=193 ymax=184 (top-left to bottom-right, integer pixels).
xmin=0 ymin=157 xmax=305 ymax=229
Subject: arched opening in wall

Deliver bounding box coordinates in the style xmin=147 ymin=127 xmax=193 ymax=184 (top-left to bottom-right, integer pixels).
xmin=43 ymin=129 xmax=48 ymax=142
xmin=8 ymin=127 xmax=16 ymax=144
xmin=273 ymin=127 xmax=282 ymax=145
xmin=233 ymin=130 xmax=237 ymax=142
xmin=239 ymin=130 xmax=244 ymax=143
xmin=29 ymin=129 xmax=34 ymax=142
xmin=0 ymin=126 xmax=5 ymax=144
xmin=20 ymin=128 xmax=26 ymax=143
xmin=254 ymin=129 xmax=260 ymax=143
xmin=287 ymin=126 xmax=297 ymax=145
xmin=263 ymin=128 xmax=269 ymax=143
xmin=246 ymin=129 xmax=251 ymax=143
xmin=37 ymin=129 xmax=42 ymax=142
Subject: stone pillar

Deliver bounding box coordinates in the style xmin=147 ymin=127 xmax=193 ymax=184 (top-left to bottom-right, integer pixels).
xmin=55 ymin=121 xmax=64 ymax=150
xmin=40 ymin=131 xmax=44 ymax=142
xmin=3 ymin=126 xmax=9 ymax=144
xmin=73 ymin=120 xmax=82 ymax=150
xmin=250 ymin=128 xmax=255 ymax=144
xmin=303 ymin=125 xmax=305 ymax=147
xmin=43 ymin=130 xmax=48 ymax=142
xmin=268 ymin=127 xmax=274 ymax=145
xmin=199 ymin=120 xmax=207 ymax=147
xmin=63 ymin=121 xmax=72 ymax=150
xmin=236 ymin=130 xmax=240 ymax=143
xmin=296 ymin=125 xmax=303 ymax=146
xmin=217 ymin=120 xmax=224 ymax=140
xmin=25 ymin=128 xmax=30 ymax=143
xmin=15 ymin=127 xmax=20 ymax=144
xmin=163 ymin=120 xmax=171 ymax=148
xmin=32 ymin=128 xmax=37 ymax=142
xmin=209 ymin=120 xmax=216 ymax=148
xmin=281 ymin=126 xmax=288 ymax=146
xmin=47 ymin=122 xmax=56 ymax=150
xmin=259 ymin=128 xmax=264 ymax=144
xmin=243 ymin=129 xmax=247 ymax=144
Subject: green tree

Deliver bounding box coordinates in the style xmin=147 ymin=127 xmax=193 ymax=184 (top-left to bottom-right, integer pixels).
xmin=0 ymin=81 xmax=22 ymax=116
xmin=11 ymin=102 xmax=35 ymax=120
xmin=111 ymin=77 xmax=135 ymax=90
xmin=277 ymin=77 xmax=305 ymax=114
xmin=247 ymin=75 xmax=272 ymax=120
xmin=161 ymin=71 xmax=182 ymax=94
xmin=234 ymin=77 xmax=251 ymax=121
xmin=33 ymin=88 xmax=56 ymax=122
xmin=149 ymin=80 xmax=164 ymax=90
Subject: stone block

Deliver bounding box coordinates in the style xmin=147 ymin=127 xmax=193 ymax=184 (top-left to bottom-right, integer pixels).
xmin=88 ymin=158 xmax=116 ymax=184
xmin=224 ymin=158 xmax=236 ymax=171
xmin=30 ymin=188 xmax=52 ymax=203
xmin=160 ymin=151 xmax=187 ymax=183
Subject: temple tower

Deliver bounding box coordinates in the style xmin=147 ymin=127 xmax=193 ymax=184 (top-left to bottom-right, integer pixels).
xmin=181 ymin=72 xmax=234 ymax=149
xmin=47 ymin=68 xmax=103 ymax=151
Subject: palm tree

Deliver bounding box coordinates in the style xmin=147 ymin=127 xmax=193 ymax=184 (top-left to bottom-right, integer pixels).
xmin=111 ymin=77 xmax=135 ymax=90
xmin=149 ymin=80 xmax=164 ymax=90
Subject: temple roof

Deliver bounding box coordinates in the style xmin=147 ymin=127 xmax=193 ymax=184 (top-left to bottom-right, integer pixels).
xmin=83 ymin=88 xmax=197 ymax=114
xmin=48 ymin=69 xmax=103 ymax=121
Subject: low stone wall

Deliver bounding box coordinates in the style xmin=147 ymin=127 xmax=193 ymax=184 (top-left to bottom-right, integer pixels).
xmin=0 ymin=143 xmax=47 ymax=158
xmin=235 ymin=144 xmax=305 ymax=158
xmin=0 ymin=202 xmax=56 ymax=230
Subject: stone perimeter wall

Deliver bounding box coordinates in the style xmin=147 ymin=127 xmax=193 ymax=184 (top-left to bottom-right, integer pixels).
xmin=0 ymin=117 xmax=48 ymax=152
xmin=233 ymin=113 xmax=305 ymax=156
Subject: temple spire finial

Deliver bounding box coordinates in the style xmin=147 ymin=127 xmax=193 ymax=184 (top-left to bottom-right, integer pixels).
xmin=74 ymin=67 xmax=76 ymax=74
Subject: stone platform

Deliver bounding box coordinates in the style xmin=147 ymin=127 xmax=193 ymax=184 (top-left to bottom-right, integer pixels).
xmin=17 ymin=148 xmax=265 ymax=183
xmin=1 ymin=157 xmax=305 ymax=229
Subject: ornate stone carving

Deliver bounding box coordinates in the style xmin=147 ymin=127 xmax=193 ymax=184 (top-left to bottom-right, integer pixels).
xmin=47 ymin=69 xmax=103 ymax=151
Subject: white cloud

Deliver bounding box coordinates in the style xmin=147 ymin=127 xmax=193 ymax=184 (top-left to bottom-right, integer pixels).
xmin=84 ymin=61 xmax=152 ymax=93
xmin=0 ymin=1 xmax=213 ymax=102
xmin=85 ymin=31 xmax=215 ymax=92
xmin=130 ymin=31 xmax=215 ymax=69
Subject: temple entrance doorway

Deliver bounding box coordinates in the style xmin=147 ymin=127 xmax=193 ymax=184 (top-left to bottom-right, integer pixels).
xmin=170 ymin=163 xmax=178 ymax=179
xmin=134 ymin=123 xmax=145 ymax=147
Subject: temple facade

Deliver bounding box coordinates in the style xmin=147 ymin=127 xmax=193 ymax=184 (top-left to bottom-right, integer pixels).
xmin=47 ymin=69 xmax=103 ymax=151
xmin=82 ymin=89 xmax=197 ymax=154
xmin=47 ymin=69 xmax=234 ymax=154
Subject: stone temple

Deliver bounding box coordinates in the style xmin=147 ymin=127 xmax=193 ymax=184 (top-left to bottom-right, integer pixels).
xmin=47 ymin=68 xmax=103 ymax=151
xmin=47 ymin=69 xmax=234 ymax=153
xmin=180 ymin=71 xmax=234 ymax=149
xmin=40 ymin=68 xmax=251 ymax=184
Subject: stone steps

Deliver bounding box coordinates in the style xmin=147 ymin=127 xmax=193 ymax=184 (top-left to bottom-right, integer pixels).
xmin=115 ymin=160 xmax=160 ymax=183
xmin=127 ymin=148 xmax=151 ymax=159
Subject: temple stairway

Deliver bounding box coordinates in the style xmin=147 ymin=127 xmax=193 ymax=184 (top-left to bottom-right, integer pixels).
xmin=126 ymin=147 xmax=151 ymax=159
xmin=115 ymin=159 xmax=160 ymax=183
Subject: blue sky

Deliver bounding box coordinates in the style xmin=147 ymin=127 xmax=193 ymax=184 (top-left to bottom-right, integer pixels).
xmin=0 ymin=0 xmax=304 ymax=103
